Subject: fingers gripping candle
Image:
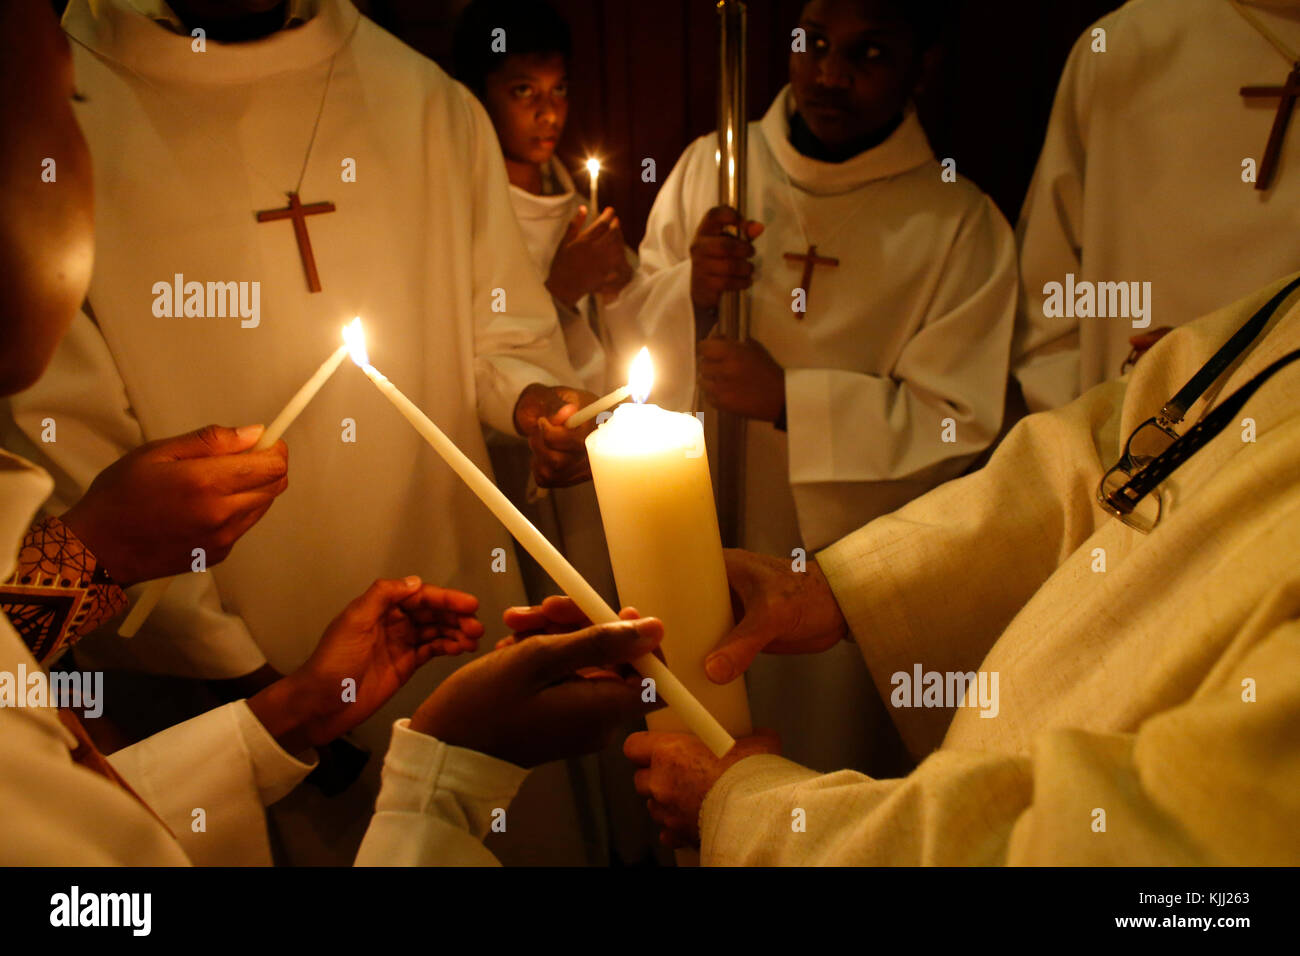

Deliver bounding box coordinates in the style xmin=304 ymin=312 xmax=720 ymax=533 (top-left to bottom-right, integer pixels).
xmin=117 ymin=318 xmax=363 ymax=637
xmin=584 ymin=352 xmax=753 ymax=739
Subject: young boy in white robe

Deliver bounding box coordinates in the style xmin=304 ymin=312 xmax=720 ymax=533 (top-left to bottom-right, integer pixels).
xmin=1014 ymin=0 xmax=1300 ymax=412
xmin=452 ymin=0 xmax=629 ymax=609
xmin=452 ymin=0 xmax=661 ymax=865
xmin=601 ymin=0 xmax=1019 ymax=775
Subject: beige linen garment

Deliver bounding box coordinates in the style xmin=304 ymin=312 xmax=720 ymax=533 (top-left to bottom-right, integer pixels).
xmin=1014 ymin=0 xmax=1300 ymax=411
xmin=3 ymin=0 xmax=589 ymax=864
xmin=601 ymin=85 xmax=1018 ymax=775
xmin=700 ymin=275 xmax=1300 ymax=865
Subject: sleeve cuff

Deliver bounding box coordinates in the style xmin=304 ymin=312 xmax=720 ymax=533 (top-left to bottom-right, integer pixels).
xmin=699 ymin=755 xmax=821 ymax=865
xmin=783 ymin=368 xmax=836 ymax=484
xmin=230 ymin=701 xmax=319 ymax=806
xmin=478 ymin=358 xmax=564 ymax=436
xmin=815 ymin=536 xmax=907 ymax=673
xmin=376 ymin=719 xmax=530 ymax=838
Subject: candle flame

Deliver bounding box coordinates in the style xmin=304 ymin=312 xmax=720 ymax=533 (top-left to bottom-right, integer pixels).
xmin=586 ymin=157 xmax=601 ymax=177
xmin=344 ymin=317 xmax=369 ymax=367
xmin=629 ymin=347 xmax=654 ymax=404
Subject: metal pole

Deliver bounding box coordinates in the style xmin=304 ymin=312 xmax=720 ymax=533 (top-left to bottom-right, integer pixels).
xmin=714 ymin=0 xmax=748 ymax=548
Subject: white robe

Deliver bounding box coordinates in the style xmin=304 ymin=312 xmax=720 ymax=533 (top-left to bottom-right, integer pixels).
xmin=1014 ymin=0 xmax=1300 ymax=412
xmin=602 ymin=86 xmax=1018 ymax=773
xmin=3 ymin=0 xmax=588 ymax=865
xmin=510 ymin=158 xmax=608 ymax=394
xmin=0 ymin=451 xmax=528 ymax=866
xmin=493 ymin=157 xmax=617 ymax=610
xmin=701 ymin=275 xmax=1300 ymax=865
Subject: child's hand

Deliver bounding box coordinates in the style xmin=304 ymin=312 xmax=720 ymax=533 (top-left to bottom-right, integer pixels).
xmin=410 ymin=616 xmax=665 ymax=767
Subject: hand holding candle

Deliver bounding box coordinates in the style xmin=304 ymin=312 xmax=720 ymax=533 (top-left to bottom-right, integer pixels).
xmin=117 ymin=319 xmax=362 ymax=637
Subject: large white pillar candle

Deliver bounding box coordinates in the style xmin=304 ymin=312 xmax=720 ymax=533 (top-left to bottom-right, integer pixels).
xmin=586 ymin=403 xmax=752 ymax=738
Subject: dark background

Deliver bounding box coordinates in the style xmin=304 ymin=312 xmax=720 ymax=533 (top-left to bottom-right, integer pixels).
xmin=362 ymin=0 xmax=1125 ymax=244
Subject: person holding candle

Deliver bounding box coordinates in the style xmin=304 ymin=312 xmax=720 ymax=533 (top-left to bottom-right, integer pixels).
xmin=0 ymin=424 xmax=290 ymax=667
xmin=0 ymin=2 xmax=663 ymax=868
xmin=453 ymin=0 xmax=634 ymax=394
xmin=611 ymin=271 xmax=1300 ymax=864
xmin=2 ymin=0 xmax=602 ymax=864
xmin=452 ymin=0 xmax=632 ymax=609
xmin=600 ymin=0 xmax=1018 ymax=778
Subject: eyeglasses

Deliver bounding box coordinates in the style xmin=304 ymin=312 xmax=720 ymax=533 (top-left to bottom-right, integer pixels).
xmin=1096 ymin=415 xmax=1180 ymax=533
xmin=1094 ymin=274 xmax=1300 ymax=535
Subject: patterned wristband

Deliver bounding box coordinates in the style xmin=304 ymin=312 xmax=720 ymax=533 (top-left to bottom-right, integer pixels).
xmin=1 ymin=516 xmax=127 ymax=666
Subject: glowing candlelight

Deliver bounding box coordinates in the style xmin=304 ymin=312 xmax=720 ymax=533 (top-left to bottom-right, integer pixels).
xmin=585 ymin=157 xmax=601 ymax=227
xmin=347 ymin=322 xmax=735 ymax=756
xmin=586 ymin=352 xmax=752 ymax=744
xmin=117 ymin=319 xmax=362 ymax=638
xmin=565 ymin=347 xmax=652 ymax=429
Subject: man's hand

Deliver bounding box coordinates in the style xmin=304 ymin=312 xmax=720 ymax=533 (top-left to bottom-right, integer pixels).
xmin=697 ymin=336 xmax=786 ymax=422
xmin=546 ymin=206 xmax=634 ymax=308
xmin=61 ymin=424 xmax=288 ymax=587
xmin=410 ymin=615 xmax=666 ymax=767
xmin=248 ymin=577 xmax=484 ymax=751
xmin=690 ymin=206 xmax=765 ymax=315
xmin=513 ymin=383 xmax=599 ymax=487
xmin=705 ymin=550 xmax=849 ymax=684
xmin=624 ymin=729 xmax=781 ymax=847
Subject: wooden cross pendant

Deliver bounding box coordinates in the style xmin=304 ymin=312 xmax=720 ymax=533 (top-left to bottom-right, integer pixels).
xmin=1241 ymin=64 xmax=1300 ymax=191
xmin=255 ymin=192 xmax=336 ymax=293
xmin=784 ymin=244 xmax=839 ymax=317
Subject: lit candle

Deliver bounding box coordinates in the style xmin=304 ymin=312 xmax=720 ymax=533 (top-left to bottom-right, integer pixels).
xmin=585 ymin=353 xmax=752 ymax=740
xmin=347 ymin=323 xmax=736 ymax=757
xmin=585 ymin=157 xmax=601 ymax=228
xmin=565 ymin=347 xmax=650 ymax=429
xmin=117 ymin=319 xmax=363 ymax=638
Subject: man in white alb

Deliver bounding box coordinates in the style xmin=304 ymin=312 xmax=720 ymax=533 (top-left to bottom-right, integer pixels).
xmin=602 ymin=0 xmax=1018 ymax=774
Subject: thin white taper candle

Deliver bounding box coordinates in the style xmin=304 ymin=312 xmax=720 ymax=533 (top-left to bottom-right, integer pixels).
xmin=118 ymin=328 xmax=356 ymax=638
xmin=585 ymin=158 xmax=600 ymax=229
xmin=357 ymin=360 xmax=736 ymax=757
xmin=565 ymin=385 xmax=631 ymax=429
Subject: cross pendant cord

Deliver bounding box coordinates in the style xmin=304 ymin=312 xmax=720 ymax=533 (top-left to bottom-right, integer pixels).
xmin=66 ymin=33 xmax=343 ymax=201
xmin=67 ymin=32 xmax=344 ymax=290
xmin=1228 ymin=0 xmax=1300 ymax=190
xmin=1227 ymin=0 xmax=1297 ymax=64
xmin=774 ymin=149 xmax=877 ymax=313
